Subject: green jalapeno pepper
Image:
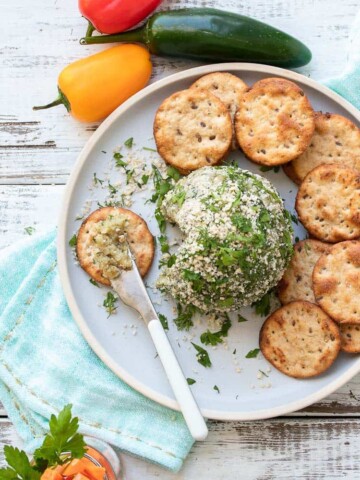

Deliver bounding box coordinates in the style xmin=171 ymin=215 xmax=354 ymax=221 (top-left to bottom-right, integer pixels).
xmin=80 ymin=8 xmax=311 ymax=68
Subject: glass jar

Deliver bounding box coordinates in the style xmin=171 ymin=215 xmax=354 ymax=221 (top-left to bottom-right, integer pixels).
xmin=83 ymin=437 xmax=122 ymax=480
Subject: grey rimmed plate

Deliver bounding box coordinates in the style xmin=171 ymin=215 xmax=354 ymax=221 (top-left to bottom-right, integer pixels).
xmin=58 ymin=64 xmax=360 ymax=421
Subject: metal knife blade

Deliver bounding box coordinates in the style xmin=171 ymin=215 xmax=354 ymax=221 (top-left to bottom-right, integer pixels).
xmin=110 ymin=245 xmax=157 ymax=324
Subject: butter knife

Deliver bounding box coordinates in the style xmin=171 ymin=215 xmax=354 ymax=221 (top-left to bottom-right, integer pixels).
xmin=110 ymin=246 xmax=208 ymax=441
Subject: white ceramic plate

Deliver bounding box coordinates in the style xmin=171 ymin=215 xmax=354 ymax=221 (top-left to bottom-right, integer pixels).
xmin=58 ymin=63 xmax=360 ymax=421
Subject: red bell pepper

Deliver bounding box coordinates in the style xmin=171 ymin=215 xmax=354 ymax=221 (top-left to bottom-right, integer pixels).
xmin=79 ymin=0 xmax=163 ymax=35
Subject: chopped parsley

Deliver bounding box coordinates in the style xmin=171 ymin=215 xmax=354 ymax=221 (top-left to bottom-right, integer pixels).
xmin=89 ymin=278 xmax=99 ymax=287
xmin=245 ymin=348 xmax=260 ymax=359
xmin=114 ymin=156 xmax=127 ymax=169
xmin=192 ymin=342 xmax=212 ymax=368
xmin=124 ymin=137 xmax=134 ymax=148
xmin=69 ymin=234 xmax=77 ymax=248
xmin=259 ymin=369 xmax=269 ymax=377
xmin=158 ymin=235 xmax=169 ymax=254
xmin=237 ymin=314 xmax=248 ymax=323
xmin=200 ymin=315 xmax=231 ymax=346
xmin=252 ymin=290 xmax=275 ymax=317
xmin=158 ymin=313 xmax=169 ymax=331
xmin=93 ymin=172 xmax=104 ymax=185
xmin=259 ymin=165 xmax=280 ymax=173
xmin=24 ymin=226 xmax=36 ymax=235
xmin=233 ymin=348 xmax=237 ymax=355
xmin=141 ymin=174 xmax=150 ymax=185
xmin=167 ymin=166 xmax=182 ymax=182
xmin=103 ymin=292 xmax=117 ymax=317
xmin=285 ymin=209 xmax=299 ymax=225
xmin=108 ymin=183 xmax=117 ymax=196
xmin=187 ymin=378 xmax=196 ymax=385
xmin=174 ymin=304 xmax=197 ymax=331
xmin=143 ymin=146 xmax=157 ymax=152
xmin=213 ymin=385 xmax=220 ymax=393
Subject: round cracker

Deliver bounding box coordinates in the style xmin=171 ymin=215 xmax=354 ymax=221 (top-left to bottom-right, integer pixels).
xmin=154 ymin=89 xmax=232 ymax=173
xmin=278 ymin=239 xmax=331 ymax=305
xmin=340 ymin=324 xmax=360 ymax=353
xmin=235 ymin=77 xmax=315 ymax=166
xmin=292 ymin=112 xmax=360 ymax=182
xmin=76 ymin=207 xmax=154 ymax=286
xmin=259 ymin=301 xmax=341 ymax=378
xmin=295 ymin=164 xmax=360 ymax=242
xmin=190 ymin=72 xmax=248 ymax=149
xmin=313 ymin=240 xmax=360 ymax=324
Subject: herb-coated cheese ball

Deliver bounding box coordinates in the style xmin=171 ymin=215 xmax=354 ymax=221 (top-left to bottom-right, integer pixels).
xmin=157 ymin=166 xmax=293 ymax=313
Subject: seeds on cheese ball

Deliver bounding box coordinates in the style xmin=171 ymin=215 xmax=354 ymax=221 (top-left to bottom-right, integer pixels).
xmin=76 ymin=206 xmax=154 ymax=286
xmin=235 ymin=77 xmax=315 ymax=166
xmin=157 ymin=166 xmax=293 ymax=313
xmin=154 ymin=89 xmax=232 ymax=174
xmin=295 ymin=164 xmax=360 ymax=243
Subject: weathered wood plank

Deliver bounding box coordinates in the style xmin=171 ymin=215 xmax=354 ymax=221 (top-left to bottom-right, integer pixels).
xmin=1 ymin=417 xmax=360 ymax=479
xmin=0 ymin=0 xmax=359 ymax=183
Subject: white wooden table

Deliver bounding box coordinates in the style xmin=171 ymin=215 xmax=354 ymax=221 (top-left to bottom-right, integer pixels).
xmin=1 ymin=0 xmax=360 ymax=478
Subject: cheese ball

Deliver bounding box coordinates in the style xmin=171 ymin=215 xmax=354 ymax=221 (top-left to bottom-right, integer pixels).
xmin=157 ymin=166 xmax=293 ymax=313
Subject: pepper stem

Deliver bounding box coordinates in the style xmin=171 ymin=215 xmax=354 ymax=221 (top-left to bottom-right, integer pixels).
xmin=80 ymin=26 xmax=146 ymax=45
xmin=85 ymin=20 xmax=95 ymax=37
xmin=33 ymin=89 xmax=70 ymax=112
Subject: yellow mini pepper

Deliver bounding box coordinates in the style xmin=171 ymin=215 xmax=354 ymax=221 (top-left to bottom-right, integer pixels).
xmin=34 ymin=45 xmax=152 ymax=122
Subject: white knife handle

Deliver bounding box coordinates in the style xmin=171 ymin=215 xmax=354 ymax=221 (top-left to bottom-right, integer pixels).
xmin=148 ymin=319 xmax=208 ymax=441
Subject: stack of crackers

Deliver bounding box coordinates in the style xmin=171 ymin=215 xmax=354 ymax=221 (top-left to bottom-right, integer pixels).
xmin=154 ymin=72 xmax=360 ymax=379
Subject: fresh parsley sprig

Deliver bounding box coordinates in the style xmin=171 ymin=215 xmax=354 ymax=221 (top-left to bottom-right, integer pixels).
xmin=0 ymin=405 xmax=86 ymax=479
xmin=33 ymin=405 xmax=86 ymax=469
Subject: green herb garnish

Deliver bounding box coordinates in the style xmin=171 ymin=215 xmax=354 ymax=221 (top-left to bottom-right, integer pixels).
xmin=24 ymin=226 xmax=36 ymax=236
xmin=174 ymin=304 xmax=197 ymax=331
xmin=259 ymin=369 xmax=269 ymax=377
xmin=108 ymin=183 xmax=117 ymax=196
xmin=0 ymin=447 xmax=41 ymax=480
xmin=192 ymin=342 xmax=212 ymax=368
xmin=245 ymin=348 xmax=260 ymax=359
xmin=158 ymin=235 xmax=169 ymax=254
xmin=237 ymin=314 xmax=248 ymax=323
xmin=200 ymin=315 xmax=231 ymax=346
xmin=33 ymin=404 xmax=86 ymax=469
xmin=89 ymin=278 xmax=99 ymax=287
xmin=252 ymin=290 xmax=274 ymax=317
xmin=213 ymin=385 xmax=220 ymax=393
xmin=93 ymin=172 xmax=104 ymax=186
xmin=141 ymin=174 xmax=150 ymax=185
xmin=187 ymin=378 xmax=196 ymax=385
xmin=158 ymin=313 xmax=169 ymax=331
xmin=103 ymin=292 xmax=117 ymax=317
xmin=124 ymin=137 xmax=134 ymax=148
xmin=69 ymin=234 xmax=77 ymax=248
xmin=143 ymin=147 xmax=157 ymax=152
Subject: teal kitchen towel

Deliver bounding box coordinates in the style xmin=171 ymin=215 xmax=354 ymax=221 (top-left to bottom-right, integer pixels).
xmin=323 ymin=10 xmax=360 ymax=109
xmin=0 ymin=231 xmax=193 ymax=473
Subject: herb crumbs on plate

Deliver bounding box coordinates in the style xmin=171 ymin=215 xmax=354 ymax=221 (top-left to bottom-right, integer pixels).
xmin=192 ymin=342 xmax=212 ymax=368
xmin=246 ymin=348 xmax=260 ymax=359
xmin=187 ymin=378 xmax=196 ymax=385
xmin=158 ymin=313 xmax=169 ymax=331
xmin=103 ymin=292 xmax=117 ymax=317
